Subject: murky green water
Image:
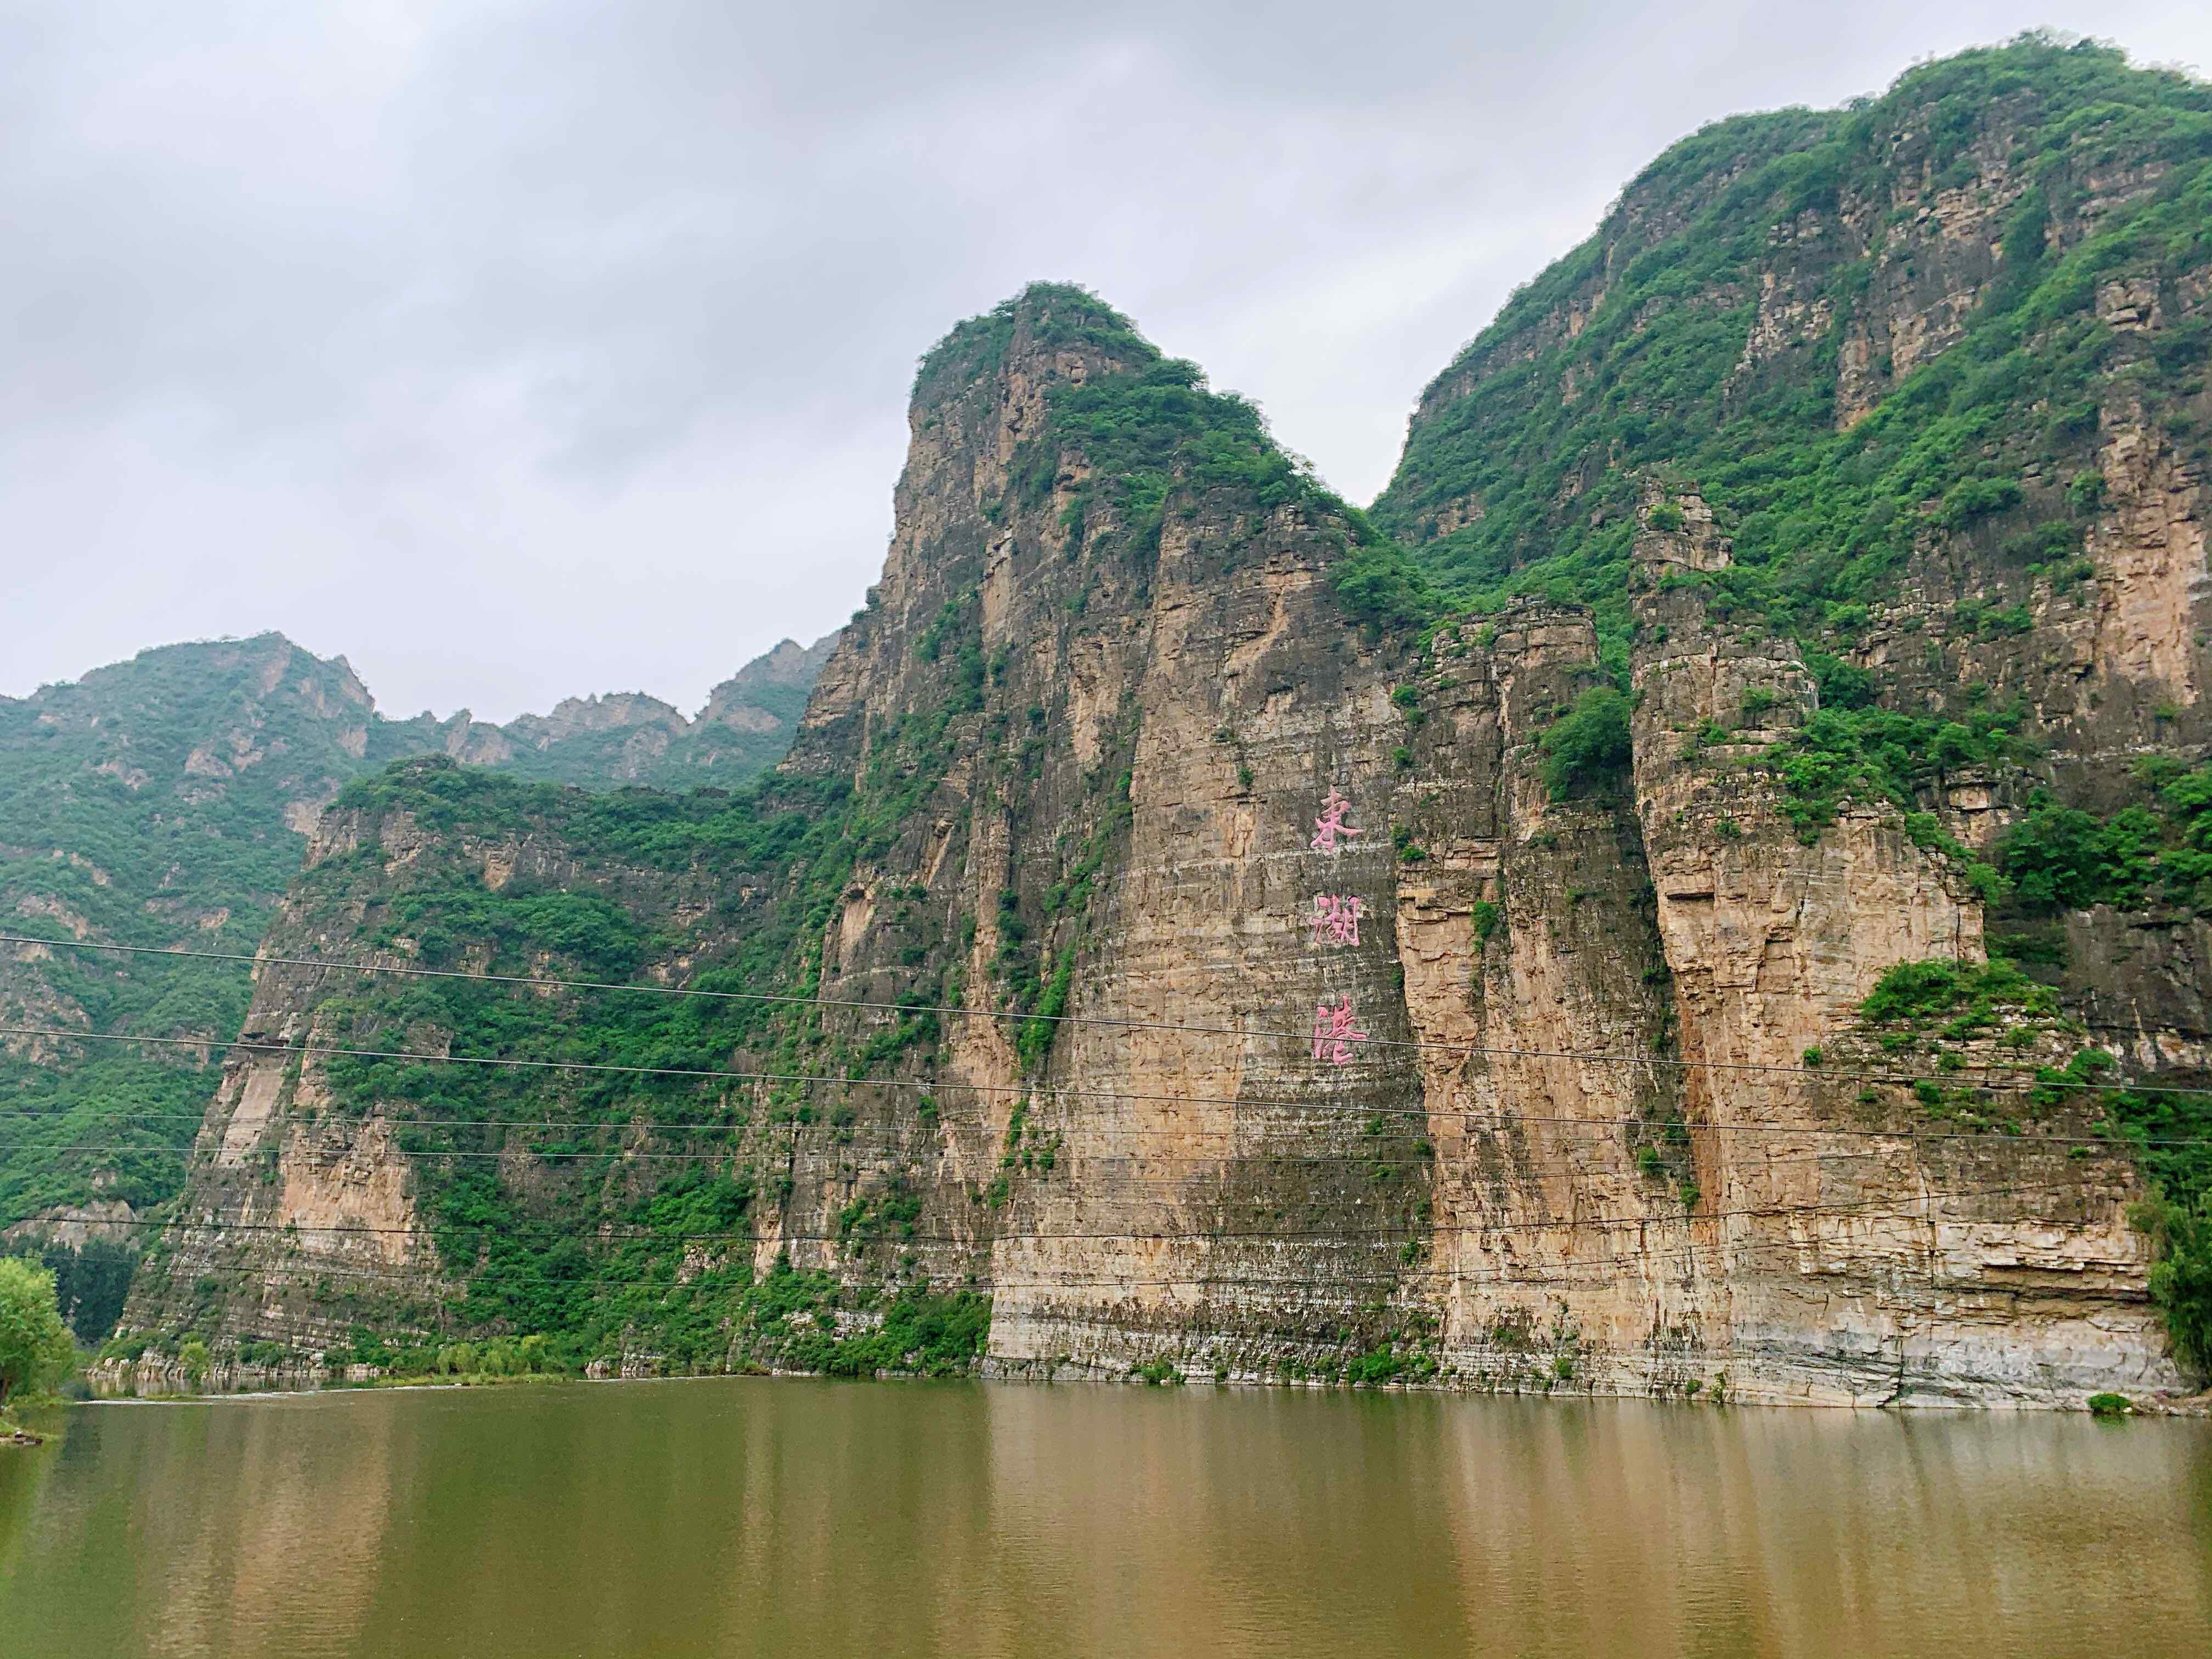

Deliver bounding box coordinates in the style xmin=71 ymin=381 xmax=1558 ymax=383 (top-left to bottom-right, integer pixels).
xmin=3 ymin=1380 xmax=2209 ymax=1657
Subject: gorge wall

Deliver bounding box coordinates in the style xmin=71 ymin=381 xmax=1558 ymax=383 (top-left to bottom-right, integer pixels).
xmin=116 ymin=39 xmax=2212 ymax=1406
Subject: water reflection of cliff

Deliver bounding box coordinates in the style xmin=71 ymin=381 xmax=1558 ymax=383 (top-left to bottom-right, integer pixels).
xmin=1423 ymin=1402 xmax=2212 ymax=1658
xmin=3 ymin=1385 xmax=2210 ymax=1657
xmin=0 ymin=1418 xmax=62 ymax=1584
xmin=2 ymin=1396 xmax=397 ymax=1654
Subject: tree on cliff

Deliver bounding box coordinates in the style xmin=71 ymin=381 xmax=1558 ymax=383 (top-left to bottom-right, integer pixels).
xmin=0 ymin=1258 xmax=76 ymax=1408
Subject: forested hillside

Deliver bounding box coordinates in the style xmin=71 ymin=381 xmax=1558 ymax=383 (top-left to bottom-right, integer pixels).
xmin=0 ymin=629 xmax=833 ymax=1315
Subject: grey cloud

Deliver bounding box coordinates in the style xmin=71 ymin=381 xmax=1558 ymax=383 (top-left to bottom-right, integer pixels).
xmin=4 ymin=1 xmax=2208 ymax=720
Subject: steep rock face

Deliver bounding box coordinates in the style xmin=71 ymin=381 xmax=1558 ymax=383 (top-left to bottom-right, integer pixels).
xmin=790 ymin=291 xmax=1451 ymax=1374
xmin=127 ymin=281 xmax=2196 ymax=1404
xmin=1626 ymin=493 xmax=2175 ymax=1402
xmin=1362 ymin=37 xmax=2212 ymax=1399
xmin=1391 ymin=608 xmax=1697 ymax=1392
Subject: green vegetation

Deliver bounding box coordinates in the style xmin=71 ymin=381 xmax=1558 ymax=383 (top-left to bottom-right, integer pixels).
xmin=1767 ymin=703 xmax=2029 ymax=862
xmin=2104 ymin=1069 xmax=2212 ymax=1379
xmin=0 ymin=633 xmax=828 ymax=1244
xmin=1001 ymin=290 xmax=1337 ymax=563
xmin=120 ymin=642 xmax=996 ymax=1373
xmin=1330 ymin=537 xmax=1437 ymax=636
xmin=0 ymin=638 xmax=392 ymax=1227
xmin=1997 ymin=762 xmax=2212 ymax=914
xmin=1017 ymin=356 xmax=1318 ymax=535
xmin=931 ymin=283 xmax=1435 ymax=638
xmin=1861 ymin=956 xmax=2212 ymax=1376
xmin=0 ymin=1257 xmax=76 ymax=1408
xmin=1017 ymin=951 xmax=1074 ymax=1070
xmin=1373 ymin=36 xmax=2212 ymax=670
xmin=1345 ymin=1326 xmax=1441 ymax=1386
xmin=1 ymin=1239 xmax=137 ymax=1345
xmin=1858 ymin=956 xmax=2061 ymax=1028
xmin=2136 ymin=1194 xmax=2212 ymax=1376
xmin=1539 ymin=687 xmax=1633 ymax=799
xmin=2086 ymin=1391 xmax=2134 ymax=1416
xmin=913 ymin=282 xmax=1156 ymax=409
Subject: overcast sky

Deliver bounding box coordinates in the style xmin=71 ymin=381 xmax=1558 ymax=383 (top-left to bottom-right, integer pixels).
xmin=5 ymin=3 xmax=2209 ymax=723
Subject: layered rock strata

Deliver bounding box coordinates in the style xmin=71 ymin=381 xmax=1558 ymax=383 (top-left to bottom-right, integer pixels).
xmin=128 ymin=288 xmax=2198 ymax=1405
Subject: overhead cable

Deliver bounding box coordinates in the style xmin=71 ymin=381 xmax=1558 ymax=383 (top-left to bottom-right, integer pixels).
xmin=7 ymin=932 xmax=2202 ymax=1095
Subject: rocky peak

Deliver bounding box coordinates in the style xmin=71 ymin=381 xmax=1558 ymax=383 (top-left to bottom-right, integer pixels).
xmin=792 ymin=283 xmax=1176 ymax=771
xmin=508 ymin=692 xmax=685 ymax=749
xmin=697 ymin=631 xmax=842 ymax=736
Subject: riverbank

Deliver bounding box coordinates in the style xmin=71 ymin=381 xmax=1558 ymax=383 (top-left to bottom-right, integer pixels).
xmin=0 ymin=1400 xmax=59 ymax=1446
xmin=84 ymin=1363 xmax=569 ymax=1403
xmin=61 ymin=1358 xmax=2212 ymax=1417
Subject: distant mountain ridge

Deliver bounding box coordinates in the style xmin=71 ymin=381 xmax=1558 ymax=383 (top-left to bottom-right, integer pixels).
xmin=425 ymin=632 xmax=841 ymax=787
xmin=0 ymin=628 xmax=837 ymax=1231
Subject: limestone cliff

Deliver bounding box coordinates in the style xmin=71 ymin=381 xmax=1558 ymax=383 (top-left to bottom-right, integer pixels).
xmin=125 ymin=261 xmax=2201 ymax=1404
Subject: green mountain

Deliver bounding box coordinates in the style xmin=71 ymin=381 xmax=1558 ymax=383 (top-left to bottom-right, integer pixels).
xmin=1371 ymin=33 xmax=2211 ymax=684
xmin=0 ymin=630 xmax=835 ymax=1248
xmin=56 ymin=36 xmax=2212 ymax=1397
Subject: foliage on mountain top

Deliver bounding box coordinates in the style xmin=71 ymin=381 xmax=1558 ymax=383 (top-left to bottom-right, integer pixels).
xmin=940 ymin=283 xmax=1438 ymax=636
xmin=1373 ymin=35 xmax=2212 ymax=658
xmin=914 ymin=281 xmax=1157 ymax=407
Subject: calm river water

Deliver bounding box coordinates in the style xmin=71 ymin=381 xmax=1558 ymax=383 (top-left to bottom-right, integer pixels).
xmin=3 ymin=1380 xmax=2209 ymax=1657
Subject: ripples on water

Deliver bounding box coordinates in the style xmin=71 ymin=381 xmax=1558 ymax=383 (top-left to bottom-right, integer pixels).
xmin=3 ymin=1380 xmax=2209 ymax=1657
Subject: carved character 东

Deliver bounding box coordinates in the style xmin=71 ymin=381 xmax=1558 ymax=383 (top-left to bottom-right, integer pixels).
xmin=1310 ymin=788 xmax=1361 ymax=853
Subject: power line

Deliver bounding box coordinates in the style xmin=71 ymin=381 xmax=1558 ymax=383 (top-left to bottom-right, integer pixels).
xmin=0 ymin=1099 xmax=2191 ymax=1148
xmin=0 ymin=1140 xmax=2125 ymax=1177
xmin=95 ymin=1262 xmax=1655 ymax=1300
xmin=69 ymin=1182 xmax=2106 ymax=1320
xmin=0 ymin=1027 xmax=2190 ymax=1160
xmin=103 ymin=1232 xmax=1993 ymax=1302
xmin=68 ymin=1180 xmax=2113 ymax=1351
xmin=4 ymin=1024 xmax=2199 ymax=1126
xmin=7 ymin=930 xmax=2202 ymax=1096
xmin=27 ymin=1180 xmax=2099 ymax=1251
